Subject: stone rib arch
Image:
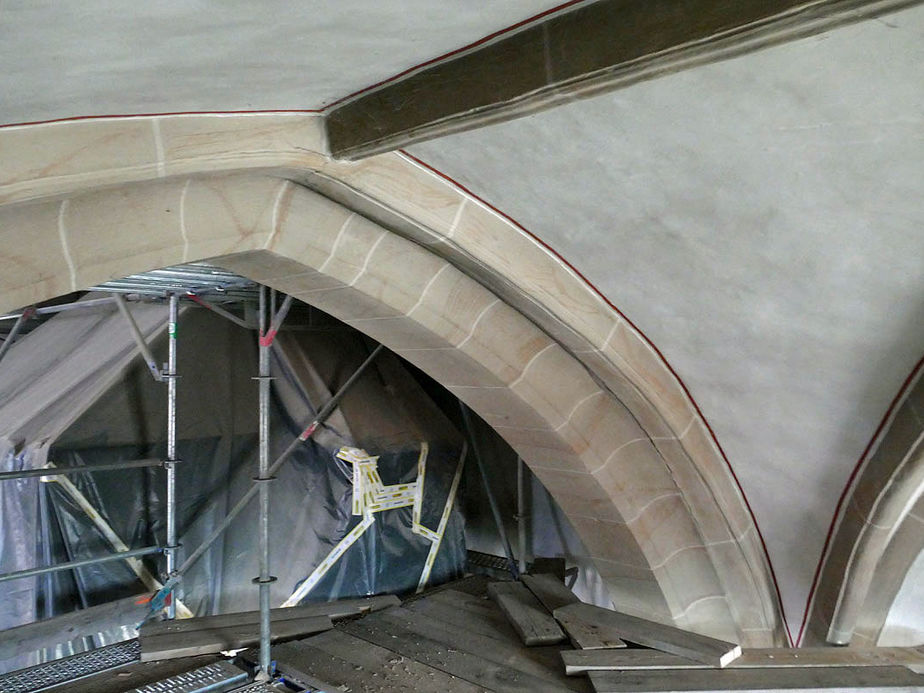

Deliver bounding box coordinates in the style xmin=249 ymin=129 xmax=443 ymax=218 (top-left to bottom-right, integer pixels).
xmin=804 ymin=359 xmax=924 ymax=646
xmin=0 ymin=114 xmax=786 ymax=645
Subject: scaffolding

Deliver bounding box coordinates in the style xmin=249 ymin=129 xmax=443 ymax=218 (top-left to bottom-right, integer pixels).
xmin=0 ymin=266 xmax=282 ymax=671
xmin=0 ymin=262 xmax=472 ymax=689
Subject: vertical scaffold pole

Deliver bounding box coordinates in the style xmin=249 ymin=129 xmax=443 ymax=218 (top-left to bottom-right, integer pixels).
xmin=459 ymin=403 xmax=519 ymax=579
xmin=165 ymin=293 xmax=179 ymax=620
xmin=256 ymin=286 xmax=275 ymax=679
xmin=517 ymin=457 xmax=528 ymax=575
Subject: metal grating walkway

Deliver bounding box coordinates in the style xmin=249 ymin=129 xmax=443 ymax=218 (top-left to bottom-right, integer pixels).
xmin=128 ymin=660 xmax=247 ymax=692
xmin=0 ymin=639 xmax=141 ymax=693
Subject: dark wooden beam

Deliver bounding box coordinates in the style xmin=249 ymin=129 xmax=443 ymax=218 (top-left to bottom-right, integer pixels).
xmin=326 ymin=0 xmax=921 ymax=160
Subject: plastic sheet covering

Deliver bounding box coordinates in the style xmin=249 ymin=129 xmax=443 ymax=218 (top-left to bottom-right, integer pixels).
xmin=0 ymin=296 xmax=169 ymax=673
xmin=0 ymin=302 xmax=465 ymax=673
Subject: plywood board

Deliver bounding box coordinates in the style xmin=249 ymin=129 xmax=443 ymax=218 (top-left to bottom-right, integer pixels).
xmin=489 ymin=581 xmax=567 ymax=646
xmin=555 ymin=603 xmax=740 ymax=668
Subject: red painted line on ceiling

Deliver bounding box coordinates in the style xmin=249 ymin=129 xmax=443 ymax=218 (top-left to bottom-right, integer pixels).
xmin=399 ymin=148 xmax=795 ymax=646
xmin=0 ymin=109 xmax=323 ymax=130
xmin=795 ymin=353 xmax=924 ymax=646
xmin=319 ymin=0 xmax=589 ymax=112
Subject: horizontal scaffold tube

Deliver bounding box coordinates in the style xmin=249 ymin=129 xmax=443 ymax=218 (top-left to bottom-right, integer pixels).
xmin=0 ymin=546 xmax=163 ymax=583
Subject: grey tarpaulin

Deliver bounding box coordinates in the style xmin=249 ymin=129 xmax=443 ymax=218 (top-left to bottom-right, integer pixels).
xmin=0 ymin=300 xmax=465 ymax=673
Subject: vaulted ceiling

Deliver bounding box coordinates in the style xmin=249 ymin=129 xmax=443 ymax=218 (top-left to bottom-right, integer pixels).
xmin=2 ymin=0 xmax=922 ymax=647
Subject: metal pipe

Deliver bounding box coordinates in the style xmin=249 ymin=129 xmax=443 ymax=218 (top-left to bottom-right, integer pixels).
xmin=38 ymin=484 xmax=54 ymax=620
xmin=186 ymin=294 xmax=252 ymax=329
xmin=0 ymin=459 xmax=162 ymax=481
xmin=263 ymin=294 xmax=293 ymax=345
xmin=142 ymin=343 xmax=385 ymax=620
xmin=0 ymin=306 xmax=34 ymax=364
xmin=112 ymin=293 xmax=162 ymax=381
xmin=256 ymin=285 xmax=273 ymax=678
xmin=459 ymin=402 xmax=519 ymax=579
xmin=0 ymin=546 xmax=163 ymax=584
xmin=51 ymin=471 xmax=192 ymax=617
xmin=517 ymin=456 xmax=528 ymax=575
xmin=0 ymin=297 xmax=115 ymax=322
xmin=165 ymin=293 xmax=179 ymax=620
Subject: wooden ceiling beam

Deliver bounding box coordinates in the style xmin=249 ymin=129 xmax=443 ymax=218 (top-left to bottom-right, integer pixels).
xmin=326 ymin=0 xmax=921 ymax=160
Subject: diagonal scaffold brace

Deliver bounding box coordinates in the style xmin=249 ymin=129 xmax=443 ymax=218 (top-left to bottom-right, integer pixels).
xmin=139 ymin=341 xmax=385 ymax=625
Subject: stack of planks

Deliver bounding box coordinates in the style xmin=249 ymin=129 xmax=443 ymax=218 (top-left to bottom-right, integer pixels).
xmin=487 ymin=572 xmax=924 ymax=692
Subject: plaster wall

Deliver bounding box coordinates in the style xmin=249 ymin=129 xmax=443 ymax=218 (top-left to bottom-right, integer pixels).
xmin=0 ymin=0 xmax=569 ymax=125
xmin=409 ymin=4 xmax=924 ymax=636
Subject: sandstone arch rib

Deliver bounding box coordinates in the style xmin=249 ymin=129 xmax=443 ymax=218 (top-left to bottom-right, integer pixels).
xmin=0 ymin=114 xmax=785 ymax=645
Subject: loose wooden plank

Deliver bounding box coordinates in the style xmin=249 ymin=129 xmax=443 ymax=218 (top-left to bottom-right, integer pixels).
xmin=140 ymin=615 xmax=332 ymax=661
xmin=556 ymin=608 xmax=628 ymax=651
xmin=555 ymin=603 xmax=740 ymax=668
xmin=519 ymin=574 xmax=625 ymax=650
xmin=0 ymin=595 xmax=147 ymax=660
xmin=588 ymin=665 xmax=924 ymax=692
xmin=274 ymin=630 xmax=483 ymax=693
xmin=340 ymin=607 xmax=581 ymax=693
xmin=563 ymin=646 xmax=924 ymax=675
xmin=140 ymin=594 xmax=398 ymax=638
xmin=522 ymin=574 xmax=581 ymax=613
xmin=489 ymin=581 xmax=567 ymax=646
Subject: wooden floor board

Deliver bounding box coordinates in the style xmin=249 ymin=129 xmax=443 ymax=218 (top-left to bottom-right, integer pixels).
xmin=371 ymin=606 xmax=581 ymax=687
xmin=341 ymin=606 xmax=582 ymax=693
xmin=274 ymin=630 xmax=483 ymax=693
xmin=405 ymin=594 xmax=523 ymax=644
